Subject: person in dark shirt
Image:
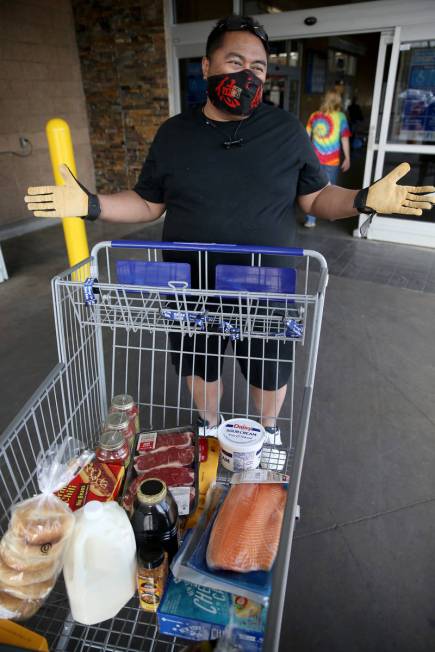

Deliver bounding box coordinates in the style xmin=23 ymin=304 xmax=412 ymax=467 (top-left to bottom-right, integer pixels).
xmin=25 ymin=15 xmax=435 ymax=439
xmin=348 ymin=96 xmax=364 ymax=147
xmin=348 ymin=97 xmax=364 ymax=126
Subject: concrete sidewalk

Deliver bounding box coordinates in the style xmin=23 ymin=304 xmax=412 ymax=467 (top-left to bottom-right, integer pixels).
xmin=285 ymin=273 xmax=435 ymax=652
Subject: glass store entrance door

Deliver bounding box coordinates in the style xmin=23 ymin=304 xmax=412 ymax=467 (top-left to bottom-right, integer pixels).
xmin=358 ymin=28 xmax=435 ymax=246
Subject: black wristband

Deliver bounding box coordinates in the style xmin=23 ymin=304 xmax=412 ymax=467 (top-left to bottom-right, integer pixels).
xmin=353 ymin=187 xmax=374 ymax=215
xmin=70 ymin=169 xmax=100 ymax=220
xmin=85 ymin=194 xmax=101 ymax=221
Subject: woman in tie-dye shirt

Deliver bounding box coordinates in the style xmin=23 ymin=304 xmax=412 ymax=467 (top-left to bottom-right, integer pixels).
xmin=304 ymin=90 xmax=351 ymax=227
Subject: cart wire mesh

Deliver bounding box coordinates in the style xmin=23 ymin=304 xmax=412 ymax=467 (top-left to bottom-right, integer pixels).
xmin=0 ymin=240 xmax=328 ymax=652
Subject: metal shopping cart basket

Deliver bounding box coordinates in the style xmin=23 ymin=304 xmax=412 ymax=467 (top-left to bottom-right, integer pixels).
xmin=0 ymin=240 xmax=328 ymax=652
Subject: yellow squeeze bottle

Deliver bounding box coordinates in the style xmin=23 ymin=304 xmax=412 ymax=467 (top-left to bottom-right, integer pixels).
xmin=186 ymin=437 xmax=220 ymax=529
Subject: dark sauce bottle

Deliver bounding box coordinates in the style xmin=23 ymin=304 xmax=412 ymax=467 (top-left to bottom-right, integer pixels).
xmin=130 ymin=478 xmax=179 ymax=561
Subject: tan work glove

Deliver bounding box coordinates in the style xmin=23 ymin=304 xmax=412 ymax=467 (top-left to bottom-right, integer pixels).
xmin=24 ymin=164 xmax=100 ymax=221
xmin=354 ymin=162 xmax=435 ymax=237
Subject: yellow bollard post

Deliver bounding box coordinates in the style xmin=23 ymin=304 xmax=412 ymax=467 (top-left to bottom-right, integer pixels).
xmin=46 ymin=119 xmax=90 ymax=271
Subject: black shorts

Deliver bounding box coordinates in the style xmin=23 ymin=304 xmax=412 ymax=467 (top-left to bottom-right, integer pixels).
xmin=161 ymin=249 xmax=296 ymax=391
xmin=169 ymin=329 xmax=293 ymax=390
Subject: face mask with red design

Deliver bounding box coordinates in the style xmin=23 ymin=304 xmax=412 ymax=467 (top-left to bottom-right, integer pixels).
xmin=206 ymin=69 xmax=264 ymax=117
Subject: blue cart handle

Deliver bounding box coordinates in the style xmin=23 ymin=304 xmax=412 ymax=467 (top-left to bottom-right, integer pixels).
xmin=90 ymin=240 xmax=328 ymax=292
xmin=110 ymin=240 xmax=305 ymax=257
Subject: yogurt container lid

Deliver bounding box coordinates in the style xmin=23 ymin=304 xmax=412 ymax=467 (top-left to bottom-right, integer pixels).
xmin=217 ymin=418 xmax=265 ymax=452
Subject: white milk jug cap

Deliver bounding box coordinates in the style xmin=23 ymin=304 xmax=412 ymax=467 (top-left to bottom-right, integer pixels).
xmin=84 ymin=500 xmax=103 ymax=519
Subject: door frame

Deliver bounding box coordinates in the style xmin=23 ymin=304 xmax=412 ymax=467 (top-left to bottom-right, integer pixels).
xmin=358 ymin=23 xmax=435 ymax=246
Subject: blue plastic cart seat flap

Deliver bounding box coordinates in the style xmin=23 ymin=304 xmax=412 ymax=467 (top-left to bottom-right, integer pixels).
xmin=116 ymin=260 xmax=191 ymax=288
xmin=215 ymin=265 xmax=296 ymax=294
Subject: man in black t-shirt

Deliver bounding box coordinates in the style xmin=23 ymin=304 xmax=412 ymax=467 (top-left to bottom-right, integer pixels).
xmin=132 ymin=58 xmax=328 ymax=250
xmin=25 ymin=16 xmax=435 ymax=439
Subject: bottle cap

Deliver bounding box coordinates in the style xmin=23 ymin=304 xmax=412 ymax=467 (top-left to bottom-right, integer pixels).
xmin=111 ymin=394 xmax=134 ymax=411
xmin=83 ymin=501 xmax=103 ymax=519
xmin=105 ymin=412 xmax=130 ymax=431
xmin=137 ymin=479 xmax=167 ymax=505
xmin=138 ymin=542 xmax=165 ymax=569
xmin=98 ymin=429 xmax=125 ymax=451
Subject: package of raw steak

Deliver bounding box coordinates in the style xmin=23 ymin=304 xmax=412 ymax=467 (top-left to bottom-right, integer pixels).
xmin=122 ymin=426 xmax=199 ymax=517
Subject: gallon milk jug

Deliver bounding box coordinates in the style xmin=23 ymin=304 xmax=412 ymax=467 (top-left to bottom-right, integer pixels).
xmin=64 ymin=500 xmax=137 ymax=624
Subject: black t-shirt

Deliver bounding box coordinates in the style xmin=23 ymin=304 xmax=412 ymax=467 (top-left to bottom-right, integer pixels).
xmin=134 ymin=103 xmax=328 ymax=249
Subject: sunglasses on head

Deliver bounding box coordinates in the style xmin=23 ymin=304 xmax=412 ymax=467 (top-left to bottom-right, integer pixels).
xmin=215 ymin=17 xmax=270 ymax=53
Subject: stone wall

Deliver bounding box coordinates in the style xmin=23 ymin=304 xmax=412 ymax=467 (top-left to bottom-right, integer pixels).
xmin=71 ymin=0 xmax=169 ymax=193
xmin=0 ymin=0 xmax=94 ymax=227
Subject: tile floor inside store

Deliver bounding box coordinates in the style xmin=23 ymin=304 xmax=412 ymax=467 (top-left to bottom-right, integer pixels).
xmin=1 ymin=213 xmax=435 ymax=652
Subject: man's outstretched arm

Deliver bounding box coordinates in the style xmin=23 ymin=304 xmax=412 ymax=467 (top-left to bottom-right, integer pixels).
xmin=298 ymin=184 xmax=358 ymax=221
xmin=98 ymin=190 xmax=165 ymax=223
xmin=25 ymin=164 xmax=165 ymax=224
xmin=298 ymin=162 xmax=435 ymax=222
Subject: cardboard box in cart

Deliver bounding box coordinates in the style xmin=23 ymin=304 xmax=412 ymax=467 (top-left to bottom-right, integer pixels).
xmin=157 ymin=575 xmax=266 ymax=650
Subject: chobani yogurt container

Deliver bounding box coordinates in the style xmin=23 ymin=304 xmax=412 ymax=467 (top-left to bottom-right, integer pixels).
xmin=217 ymin=418 xmax=266 ymax=472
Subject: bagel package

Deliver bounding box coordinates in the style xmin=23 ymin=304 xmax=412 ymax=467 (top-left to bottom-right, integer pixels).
xmin=0 ymin=437 xmax=93 ymax=621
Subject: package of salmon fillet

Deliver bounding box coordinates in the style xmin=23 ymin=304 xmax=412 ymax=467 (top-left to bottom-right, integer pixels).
xmin=171 ymin=480 xmax=287 ymax=605
xmin=206 ymin=482 xmax=287 ymax=573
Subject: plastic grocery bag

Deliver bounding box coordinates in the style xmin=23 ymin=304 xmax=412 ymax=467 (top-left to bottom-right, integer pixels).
xmin=214 ymin=594 xmax=266 ymax=652
xmin=0 ymin=437 xmax=93 ymax=620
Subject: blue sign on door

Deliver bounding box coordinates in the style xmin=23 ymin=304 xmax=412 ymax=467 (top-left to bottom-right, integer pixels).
xmin=399 ymin=48 xmax=435 ymax=142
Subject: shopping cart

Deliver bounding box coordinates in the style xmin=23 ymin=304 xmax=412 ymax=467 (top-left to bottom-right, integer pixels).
xmin=0 ymin=240 xmax=328 ymax=652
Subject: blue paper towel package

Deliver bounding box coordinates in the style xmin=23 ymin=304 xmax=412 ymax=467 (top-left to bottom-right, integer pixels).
xmin=157 ymin=574 xmax=266 ymax=649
